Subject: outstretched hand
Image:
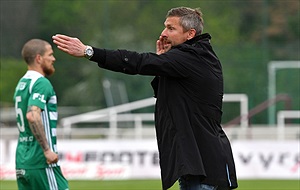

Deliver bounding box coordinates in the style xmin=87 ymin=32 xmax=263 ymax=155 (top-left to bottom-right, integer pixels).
xmin=156 ymin=36 xmax=171 ymax=55
xmin=52 ymin=34 xmax=86 ymax=57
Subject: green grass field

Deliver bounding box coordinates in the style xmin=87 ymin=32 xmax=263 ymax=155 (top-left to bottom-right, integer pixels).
xmin=0 ymin=179 xmax=299 ymax=190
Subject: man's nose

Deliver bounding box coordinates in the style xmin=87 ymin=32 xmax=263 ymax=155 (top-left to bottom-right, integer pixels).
xmin=161 ymin=28 xmax=167 ymax=37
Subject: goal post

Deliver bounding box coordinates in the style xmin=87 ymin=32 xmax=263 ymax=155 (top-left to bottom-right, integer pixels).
xmin=268 ymin=61 xmax=300 ymax=125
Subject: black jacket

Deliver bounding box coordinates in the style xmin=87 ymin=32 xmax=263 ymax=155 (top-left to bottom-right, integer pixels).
xmin=91 ymin=33 xmax=238 ymax=190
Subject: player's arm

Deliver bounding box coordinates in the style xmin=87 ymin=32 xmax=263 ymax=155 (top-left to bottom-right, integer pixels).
xmin=26 ymin=105 xmax=58 ymax=164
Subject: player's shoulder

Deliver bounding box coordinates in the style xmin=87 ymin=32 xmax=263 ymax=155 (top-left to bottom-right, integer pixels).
xmin=24 ymin=71 xmax=50 ymax=84
xmin=23 ymin=71 xmax=52 ymax=93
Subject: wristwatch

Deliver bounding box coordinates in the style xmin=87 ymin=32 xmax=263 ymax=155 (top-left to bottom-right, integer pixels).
xmin=84 ymin=45 xmax=94 ymax=59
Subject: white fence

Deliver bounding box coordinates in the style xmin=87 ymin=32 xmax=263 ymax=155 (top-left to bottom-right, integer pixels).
xmin=1 ymin=94 xmax=299 ymax=140
xmin=58 ymin=94 xmax=249 ymax=139
xmin=277 ymin=110 xmax=300 ymax=140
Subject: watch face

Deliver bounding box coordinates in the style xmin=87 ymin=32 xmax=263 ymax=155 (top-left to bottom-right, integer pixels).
xmin=85 ymin=46 xmax=94 ymax=59
xmin=87 ymin=49 xmax=93 ymax=56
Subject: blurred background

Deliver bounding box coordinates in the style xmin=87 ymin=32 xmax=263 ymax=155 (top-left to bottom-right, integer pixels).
xmin=1 ymin=0 xmax=299 ymax=124
xmin=0 ymin=0 xmax=299 ymax=189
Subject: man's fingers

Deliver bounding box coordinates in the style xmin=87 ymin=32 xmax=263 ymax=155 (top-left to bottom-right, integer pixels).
xmin=53 ymin=36 xmax=70 ymax=46
xmin=53 ymin=34 xmax=71 ymax=41
xmin=47 ymin=157 xmax=59 ymax=164
xmin=53 ymin=37 xmax=72 ymax=54
xmin=52 ymin=35 xmax=73 ymax=48
xmin=52 ymin=40 xmax=64 ymax=47
xmin=57 ymin=46 xmax=69 ymax=53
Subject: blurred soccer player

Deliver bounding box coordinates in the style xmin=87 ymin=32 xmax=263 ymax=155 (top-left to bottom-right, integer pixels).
xmin=13 ymin=39 xmax=69 ymax=190
xmin=53 ymin=7 xmax=238 ymax=190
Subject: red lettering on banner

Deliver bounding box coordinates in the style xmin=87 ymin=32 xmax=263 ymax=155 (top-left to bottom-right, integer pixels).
xmin=96 ymin=165 xmax=125 ymax=178
xmin=0 ymin=165 xmax=16 ymax=179
xmin=61 ymin=166 xmax=87 ymax=177
xmin=291 ymin=162 xmax=300 ymax=173
xmin=65 ymin=152 xmax=83 ymax=162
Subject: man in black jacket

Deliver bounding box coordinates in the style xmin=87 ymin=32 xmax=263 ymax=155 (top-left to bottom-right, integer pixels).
xmin=53 ymin=7 xmax=238 ymax=190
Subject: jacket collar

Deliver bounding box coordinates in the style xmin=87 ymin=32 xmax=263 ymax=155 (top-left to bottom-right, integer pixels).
xmin=185 ymin=33 xmax=211 ymax=45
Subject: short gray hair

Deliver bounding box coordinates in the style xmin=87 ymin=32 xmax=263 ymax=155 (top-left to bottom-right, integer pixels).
xmin=166 ymin=7 xmax=204 ymax=36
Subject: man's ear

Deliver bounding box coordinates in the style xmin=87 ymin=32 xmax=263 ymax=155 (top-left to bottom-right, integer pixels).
xmin=187 ymin=29 xmax=196 ymax=40
xmin=35 ymin=54 xmax=42 ymax=64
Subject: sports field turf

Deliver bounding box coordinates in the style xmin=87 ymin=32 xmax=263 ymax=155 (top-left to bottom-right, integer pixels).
xmin=0 ymin=179 xmax=299 ymax=190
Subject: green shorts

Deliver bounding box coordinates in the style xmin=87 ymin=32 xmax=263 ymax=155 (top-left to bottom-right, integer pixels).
xmin=16 ymin=166 xmax=69 ymax=190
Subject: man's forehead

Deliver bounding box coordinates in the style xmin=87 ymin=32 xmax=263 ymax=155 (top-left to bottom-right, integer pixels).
xmin=45 ymin=44 xmax=53 ymax=53
xmin=164 ymin=16 xmax=180 ymax=26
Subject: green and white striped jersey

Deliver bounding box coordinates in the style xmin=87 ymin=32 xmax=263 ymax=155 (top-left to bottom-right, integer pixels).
xmin=13 ymin=70 xmax=59 ymax=169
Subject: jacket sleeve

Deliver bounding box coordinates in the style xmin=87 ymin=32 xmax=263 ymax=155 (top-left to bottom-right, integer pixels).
xmin=89 ymin=47 xmax=190 ymax=78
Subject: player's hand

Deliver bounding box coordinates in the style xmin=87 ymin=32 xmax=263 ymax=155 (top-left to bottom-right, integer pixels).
xmin=52 ymin=34 xmax=86 ymax=57
xmin=156 ymin=36 xmax=171 ymax=55
xmin=44 ymin=149 xmax=59 ymax=164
